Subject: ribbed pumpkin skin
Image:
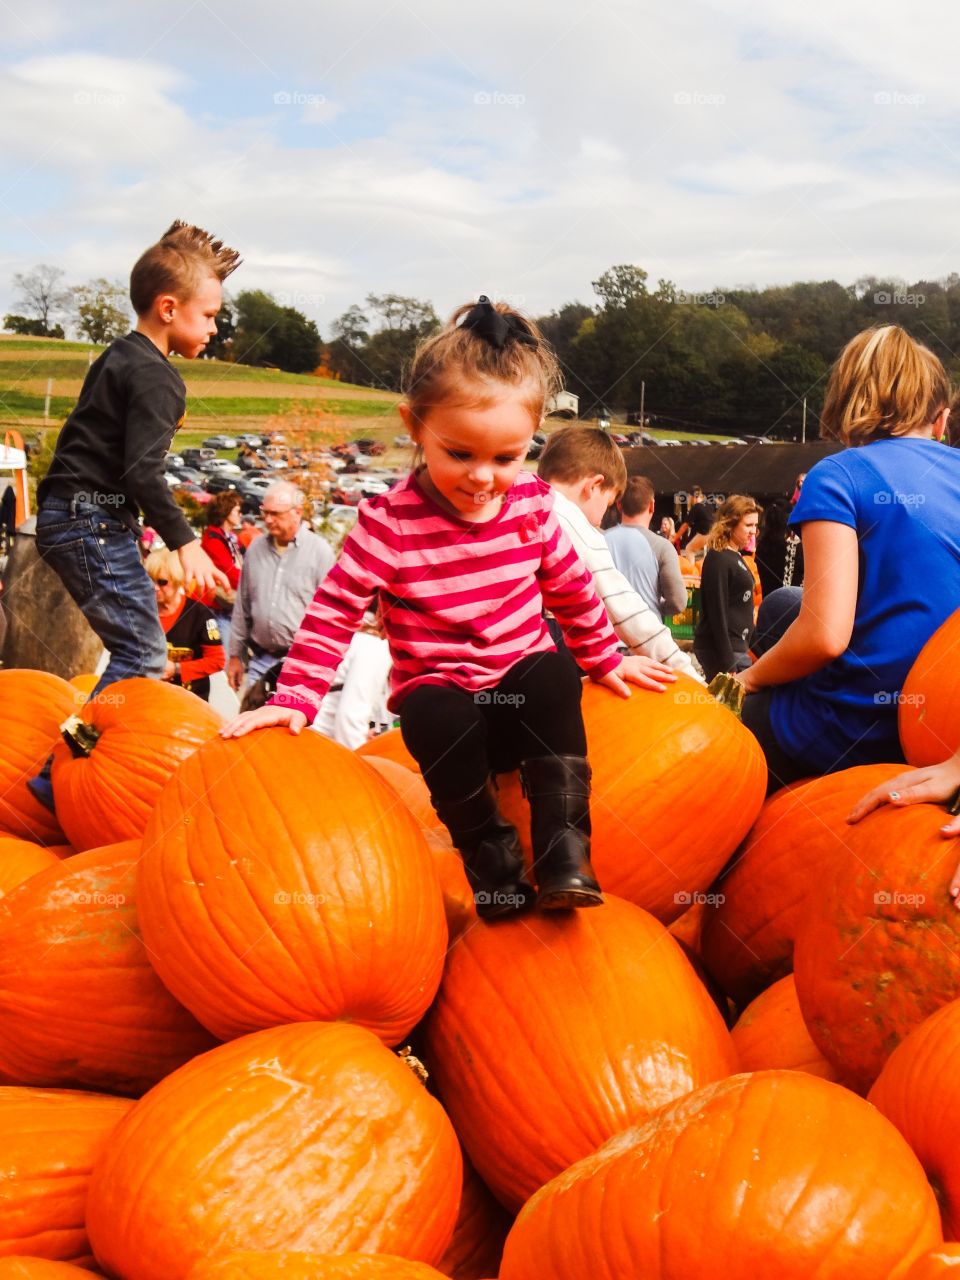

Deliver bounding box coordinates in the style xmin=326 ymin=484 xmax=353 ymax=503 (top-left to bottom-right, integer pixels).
xmin=424 ymin=895 xmax=738 ymax=1210
xmin=731 ymin=975 xmax=838 ymax=1080
xmin=499 ymin=1071 xmax=942 ymax=1280
xmin=363 ymin=757 xmax=445 ymax=832
xmin=0 ymin=1086 xmax=132 ymax=1265
xmin=0 ymin=838 xmax=60 ymax=897
xmin=0 ymin=1262 xmax=100 ymax=1278
xmin=137 ymin=730 xmax=447 ymax=1043
xmin=356 ymin=731 xmax=419 ymax=770
xmin=187 ymin=1254 xmax=451 ymax=1279
xmin=900 ymin=607 xmax=960 ymax=766
xmin=795 ymin=802 xmax=960 ymax=1093
xmin=495 ymin=679 xmax=767 ymax=923
xmin=0 ymin=842 xmax=215 ymax=1095
xmin=869 ymin=998 xmax=960 ymax=1239
xmin=86 ymin=1023 xmax=462 ymax=1280
xmin=700 ymin=764 xmax=902 ymax=1004
xmin=903 ymin=1248 xmax=960 ymax=1277
xmin=437 ymin=1155 xmax=512 ymax=1280
xmin=50 ymin=679 xmax=223 ymax=851
xmin=0 ymin=671 xmax=79 ymax=846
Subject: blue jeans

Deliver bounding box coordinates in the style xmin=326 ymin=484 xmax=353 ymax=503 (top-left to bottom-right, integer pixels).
xmin=36 ymin=498 xmax=167 ymax=699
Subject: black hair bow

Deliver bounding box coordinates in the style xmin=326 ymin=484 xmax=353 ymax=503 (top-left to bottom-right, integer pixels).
xmin=461 ymin=295 xmax=537 ymax=349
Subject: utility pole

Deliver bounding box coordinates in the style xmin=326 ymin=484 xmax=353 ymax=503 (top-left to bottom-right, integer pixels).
xmin=640 ymin=381 xmax=645 ymax=427
xmin=801 ymin=397 xmax=807 ymax=444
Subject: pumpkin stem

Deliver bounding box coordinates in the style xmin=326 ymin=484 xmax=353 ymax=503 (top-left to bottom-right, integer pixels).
xmin=60 ymin=714 xmax=101 ymax=758
xmin=397 ymin=1045 xmax=429 ymax=1087
xmin=707 ymin=672 xmax=745 ymax=719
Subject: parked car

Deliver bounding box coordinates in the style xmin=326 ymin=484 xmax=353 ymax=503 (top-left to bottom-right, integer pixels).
xmin=639 ymin=433 xmax=660 ymax=446
xmin=199 ymin=459 xmax=243 ymax=476
xmin=204 ymin=434 xmax=238 ymax=450
xmin=393 ymin=434 xmax=413 ymax=448
xmin=204 ymin=474 xmax=240 ymax=495
xmin=238 ymin=433 xmax=265 ymax=447
xmin=171 ymin=466 xmax=206 ymax=484
xmin=353 ymin=438 xmax=386 ymax=456
xmin=165 ymin=452 xmax=185 ymax=469
xmin=181 ymin=447 xmax=216 ymax=468
xmin=173 ymin=481 xmax=213 ymax=505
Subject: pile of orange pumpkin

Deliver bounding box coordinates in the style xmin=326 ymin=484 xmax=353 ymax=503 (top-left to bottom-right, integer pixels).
xmin=0 ymin=606 xmax=958 ymax=1279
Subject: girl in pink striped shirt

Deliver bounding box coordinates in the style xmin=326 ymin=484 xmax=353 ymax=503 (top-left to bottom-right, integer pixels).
xmin=222 ymin=298 xmax=672 ymax=917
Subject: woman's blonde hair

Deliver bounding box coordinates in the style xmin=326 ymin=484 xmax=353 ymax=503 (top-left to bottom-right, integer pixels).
xmin=706 ymin=495 xmax=762 ymax=551
xmin=820 ymin=325 xmax=950 ymax=446
xmin=144 ymin=547 xmax=184 ymax=585
xmin=404 ymin=299 xmax=562 ymax=427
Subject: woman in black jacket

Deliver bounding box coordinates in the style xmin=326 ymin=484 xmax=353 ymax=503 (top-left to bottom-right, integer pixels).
xmin=694 ymin=494 xmax=761 ymax=681
xmin=756 ymin=499 xmax=804 ymax=599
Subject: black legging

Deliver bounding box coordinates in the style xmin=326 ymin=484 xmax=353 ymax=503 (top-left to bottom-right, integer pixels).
xmin=399 ymin=652 xmax=586 ymax=801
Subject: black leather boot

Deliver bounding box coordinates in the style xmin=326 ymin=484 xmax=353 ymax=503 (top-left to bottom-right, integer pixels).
xmin=433 ymin=780 xmax=536 ymax=920
xmin=520 ymin=755 xmax=603 ymax=910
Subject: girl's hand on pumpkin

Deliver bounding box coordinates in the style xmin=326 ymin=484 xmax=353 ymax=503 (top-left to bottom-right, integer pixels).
xmin=220 ymin=706 xmax=309 ymax=739
xmin=595 ymin=656 xmax=677 ymax=698
xmin=846 ymin=758 xmax=960 ymax=837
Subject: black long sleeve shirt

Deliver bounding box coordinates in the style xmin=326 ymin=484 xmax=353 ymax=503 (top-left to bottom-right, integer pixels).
xmin=694 ymin=547 xmax=756 ymax=678
xmin=37 ymin=330 xmax=194 ymax=550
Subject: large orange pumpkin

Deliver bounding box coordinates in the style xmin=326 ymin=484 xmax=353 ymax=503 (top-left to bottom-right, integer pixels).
xmin=363 ymin=756 xmax=444 ymax=832
xmin=731 ymin=975 xmax=838 ymax=1080
xmin=0 ymin=1086 xmax=132 ymax=1265
xmin=498 ymin=1071 xmax=942 ymax=1280
xmin=900 ymin=607 xmax=960 ymax=766
xmin=437 ymin=1155 xmax=513 ymax=1280
xmin=186 ymin=1255 xmax=452 ymax=1278
xmin=137 ymin=729 xmax=447 ymax=1044
xmin=869 ymin=998 xmax=960 ymax=1239
xmin=86 ymin=1023 xmax=462 ymax=1280
xmin=0 ymin=1263 xmax=100 ymax=1279
xmin=903 ymin=1248 xmax=960 ymax=1277
xmin=50 ymin=678 xmax=223 ymax=851
xmin=700 ymin=764 xmax=903 ymax=1005
xmin=423 ymin=894 xmax=738 ymax=1210
xmin=0 ymin=670 xmax=80 ymax=846
xmin=0 ymin=838 xmax=60 ymax=898
xmin=0 ymin=841 xmax=215 ymax=1095
xmin=794 ymin=801 xmax=960 ymax=1093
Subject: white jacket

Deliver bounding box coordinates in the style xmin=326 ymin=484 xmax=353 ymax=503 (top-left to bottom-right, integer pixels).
xmin=551 ymin=489 xmax=704 ymax=683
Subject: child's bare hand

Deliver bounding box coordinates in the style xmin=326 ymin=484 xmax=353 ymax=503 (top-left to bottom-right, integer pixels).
xmin=178 ymin=539 xmax=231 ymax=595
xmin=220 ymin=706 xmax=308 ymax=738
xmin=593 ymin=655 xmax=677 ymax=698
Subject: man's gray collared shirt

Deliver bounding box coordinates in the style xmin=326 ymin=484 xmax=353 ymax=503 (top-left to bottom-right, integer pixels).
xmin=229 ymin=525 xmax=334 ymax=659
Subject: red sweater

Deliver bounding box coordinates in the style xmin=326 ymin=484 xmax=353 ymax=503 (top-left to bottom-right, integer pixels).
xmin=272 ymin=471 xmax=621 ymax=723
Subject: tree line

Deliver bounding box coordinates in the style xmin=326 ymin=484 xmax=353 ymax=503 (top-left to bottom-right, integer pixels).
xmin=8 ymin=261 xmax=960 ymax=437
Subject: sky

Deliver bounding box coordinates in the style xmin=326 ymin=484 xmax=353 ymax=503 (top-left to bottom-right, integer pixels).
xmin=3 ymin=0 xmax=960 ymax=336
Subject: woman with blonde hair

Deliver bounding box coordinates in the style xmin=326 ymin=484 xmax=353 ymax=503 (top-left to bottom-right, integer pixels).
xmin=692 ymin=495 xmax=761 ymax=680
xmin=736 ymin=325 xmax=960 ymax=792
xmin=146 ymin=548 xmax=224 ymax=701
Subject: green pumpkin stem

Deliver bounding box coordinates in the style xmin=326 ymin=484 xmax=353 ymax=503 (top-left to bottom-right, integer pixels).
xmin=60 ymin=713 xmax=101 ymax=758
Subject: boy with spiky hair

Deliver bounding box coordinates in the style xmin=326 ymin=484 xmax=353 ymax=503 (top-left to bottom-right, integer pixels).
xmin=30 ymin=221 xmax=241 ymax=810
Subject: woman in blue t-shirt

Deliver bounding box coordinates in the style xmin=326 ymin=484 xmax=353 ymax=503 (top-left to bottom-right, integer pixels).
xmin=735 ymin=325 xmax=960 ymax=793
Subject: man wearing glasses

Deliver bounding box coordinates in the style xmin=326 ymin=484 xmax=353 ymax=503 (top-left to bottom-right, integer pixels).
xmin=226 ymin=480 xmax=334 ymax=696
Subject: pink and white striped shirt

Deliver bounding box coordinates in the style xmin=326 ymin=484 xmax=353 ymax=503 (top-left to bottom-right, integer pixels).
xmin=271 ymin=470 xmax=622 ymax=723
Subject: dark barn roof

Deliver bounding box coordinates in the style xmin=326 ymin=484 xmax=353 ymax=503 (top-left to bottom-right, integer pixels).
xmin=624 ymin=442 xmax=845 ymax=502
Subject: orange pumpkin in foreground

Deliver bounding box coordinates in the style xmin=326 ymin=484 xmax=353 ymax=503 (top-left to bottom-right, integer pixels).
xmin=50 ymin=679 xmax=222 ymax=851
xmin=138 ymin=730 xmax=447 ymax=1044
xmin=0 ymin=838 xmax=60 ymax=898
xmin=86 ymin=1023 xmax=461 ymax=1280
xmin=903 ymin=1248 xmax=960 ymax=1277
xmin=0 ymin=1086 xmax=132 ymax=1265
xmin=869 ymin=998 xmax=960 ymax=1239
xmin=731 ymin=975 xmax=838 ymax=1080
xmin=699 ymin=764 xmax=902 ymax=1005
xmin=186 ymin=1254 xmax=453 ymax=1278
xmin=424 ymin=895 xmax=738 ymax=1210
xmin=794 ymin=801 xmax=960 ymax=1093
xmin=0 ymin=670 xmax=80 ymax=846
xmin=899 ymin=606 xmax=960 ymax=766
xmin=437 ymin=1154 xmax=513 ymax=1280
xmin=0 ymin=842 xmax=215 ymax=1095
xmin=498 ymin=1071 xmax=942 ymax=1280
xmin=0 ymin=1263 xmax=101 ymax=1279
